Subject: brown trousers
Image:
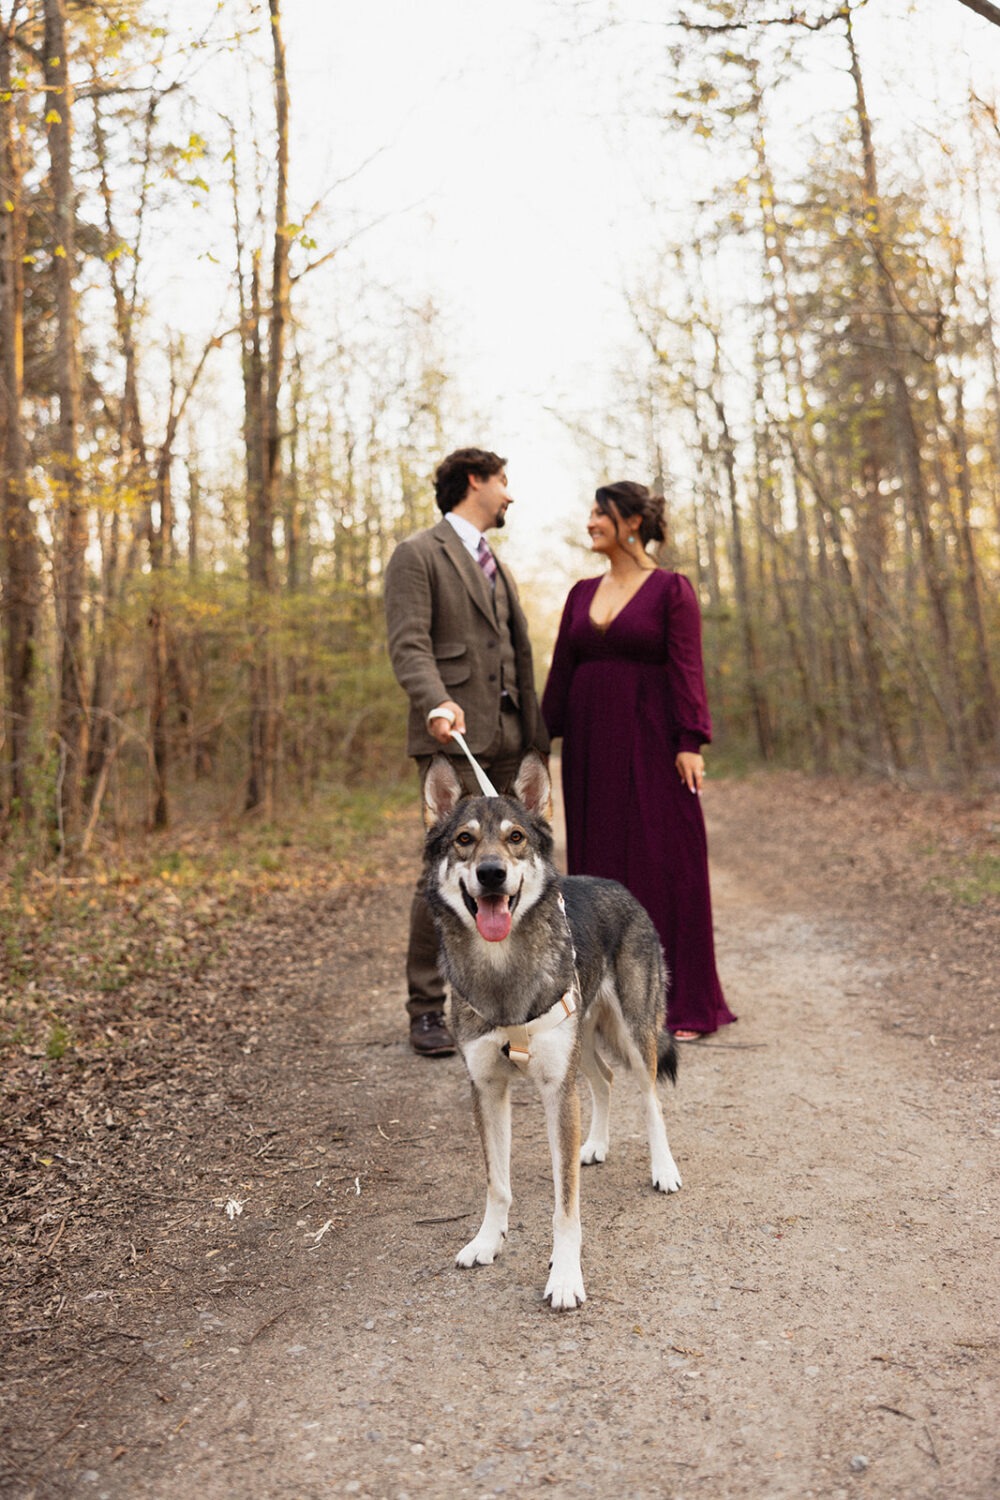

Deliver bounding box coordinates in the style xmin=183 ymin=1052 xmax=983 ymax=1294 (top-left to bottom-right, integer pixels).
xmin=406 ymin=704 xmax=526 ymax=1018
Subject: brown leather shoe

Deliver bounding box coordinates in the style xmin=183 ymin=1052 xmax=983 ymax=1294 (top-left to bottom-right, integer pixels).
xmin=409 ymin=1011 xmax=455 ymax=1056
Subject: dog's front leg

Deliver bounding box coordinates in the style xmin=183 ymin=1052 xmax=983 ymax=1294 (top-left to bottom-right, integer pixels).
xmin=456 ymin=1055 xmax=512 ymax=1269
xmin=537 ymin=1067 xmax=585 ymax=1310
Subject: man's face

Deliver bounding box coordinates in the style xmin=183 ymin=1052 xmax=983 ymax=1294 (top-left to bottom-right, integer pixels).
xmin=469 ymin=469 xmax=513 ymax=530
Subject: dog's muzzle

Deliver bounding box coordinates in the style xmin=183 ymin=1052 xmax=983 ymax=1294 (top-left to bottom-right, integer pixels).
xmin=475 ymin=858 xmax=507 ymax=892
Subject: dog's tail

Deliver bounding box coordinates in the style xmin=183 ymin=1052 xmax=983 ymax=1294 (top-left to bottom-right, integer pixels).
xmin=657 ymin=1032 xmax=679 ymax=1084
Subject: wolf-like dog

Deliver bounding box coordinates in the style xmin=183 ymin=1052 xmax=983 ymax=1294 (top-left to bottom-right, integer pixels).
xmin=422 ymin=751 xmax=681 ymax=1310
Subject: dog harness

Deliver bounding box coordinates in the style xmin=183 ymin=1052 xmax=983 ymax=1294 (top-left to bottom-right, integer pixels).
xmin=500 ymin=987 xmax=577 ymax=1071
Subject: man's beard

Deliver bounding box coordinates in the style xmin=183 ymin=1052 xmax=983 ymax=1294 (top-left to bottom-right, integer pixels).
xmin=494 ymin=509 xmax=507 ymax=529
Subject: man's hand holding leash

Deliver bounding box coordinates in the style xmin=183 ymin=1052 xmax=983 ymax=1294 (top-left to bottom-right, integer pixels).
xmin=427 ymin=701 xmax=465 ymax=744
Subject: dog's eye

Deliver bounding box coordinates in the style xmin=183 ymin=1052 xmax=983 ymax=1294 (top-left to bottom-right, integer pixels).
xmin=455 ymin=831 xmax=475 ymax=847
xmin=508 ymin=829 xmax=525 ymax=844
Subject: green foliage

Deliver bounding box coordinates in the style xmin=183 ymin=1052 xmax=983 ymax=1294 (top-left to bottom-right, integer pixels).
xmin=929 ymin=853 xmax=1000 ymax=908
xmin=45 ymin=1023 xmax=72 ymax=1061
xmin=0 ymin=857 xmax=32 ymax=984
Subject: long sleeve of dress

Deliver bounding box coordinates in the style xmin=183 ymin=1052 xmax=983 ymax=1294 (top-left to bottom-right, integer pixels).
xmin=540 ymin=585 xmax=581 ymax=740
xmin=665 ymin=574 xmax=713 ymax=753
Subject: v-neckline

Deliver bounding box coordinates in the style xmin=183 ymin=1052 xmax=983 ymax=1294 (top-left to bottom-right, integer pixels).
xmin=587 ymin=569 xmax=657 ymax=633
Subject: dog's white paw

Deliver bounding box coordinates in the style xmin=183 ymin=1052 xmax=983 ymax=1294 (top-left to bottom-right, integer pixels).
xmin=545 ymin=1268 xmax=586 ymax=1310
xmin=580 ymin=1138 xmax=607 ymax=1166
xmin=456 ymin=1232 xmax=505 ymax=1268
xmin=652 ymin=1155 xmax=682 ymax=1193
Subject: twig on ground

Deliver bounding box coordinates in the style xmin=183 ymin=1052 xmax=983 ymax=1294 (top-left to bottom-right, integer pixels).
xmin=35 ymin=1357 xmax=145 ymax=1456
xmin=43 ymin=1218 xmax=68 ymax=1256
xmin=246 ymin=1305 xmax=302 ymax=1345
xmin=920 ymin=1424 xmax=941 ymax=1466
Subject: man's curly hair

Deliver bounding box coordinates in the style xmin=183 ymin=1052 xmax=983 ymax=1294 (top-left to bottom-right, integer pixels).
xmin=433 ymin=448 xmax=507 ymax=515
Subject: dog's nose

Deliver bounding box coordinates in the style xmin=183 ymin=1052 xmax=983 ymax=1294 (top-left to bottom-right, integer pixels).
xmin=476 ymin=859 xmax=507 ymax=892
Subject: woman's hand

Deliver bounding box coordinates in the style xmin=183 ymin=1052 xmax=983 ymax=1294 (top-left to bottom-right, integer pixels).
xmin=675 ymin=750 xmax=705 ymax=794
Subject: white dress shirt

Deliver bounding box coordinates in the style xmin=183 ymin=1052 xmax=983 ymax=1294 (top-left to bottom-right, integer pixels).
xmin=445 ymin=510 xmax=488 ymax=559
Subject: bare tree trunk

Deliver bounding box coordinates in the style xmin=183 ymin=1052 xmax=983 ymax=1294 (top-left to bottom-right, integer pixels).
xmin=148 ymin=392 xmax=175 ymax=830
xmin=45 ymin=0 xmax=88 ymax=849
xmin=186 ymin=457 xmax=201 ymax=576
xmin=950 ymin=380 xmax=1000 ymax=754
xmin=744 ymin=74 xmax=833 ymax=766
xmin=144 ymin=336 xmax=215 ymax=827
xmin=785 ymin=438 xmax=903 ymax=772
xmin=845 ymin=8 xmax=968 ymax=773
xmin=0 ymin=11 xmax=40 ymax=821
xmin=243 ymin=251 xmax=270 ymax=814
xmin=688 ymin=395 xmax=725 ymax=734
xmin=85 ymin=90 xmax=153 ymax=794
xmin=285 ymin=345 xmax=305 ymax=592
xmin=245 ymin=0 xmax=289 ymax=815
xmin=708 ymin=344 xmax=774 ymax=760
xmin=970 ymin=118 xmax=1000 ymax=538
xmin=813 ymin=506 xmax=852 ymax=761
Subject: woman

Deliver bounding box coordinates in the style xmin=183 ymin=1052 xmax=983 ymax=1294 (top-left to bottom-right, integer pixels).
xmin=541 ymin=481 xmax=735 ymax=1040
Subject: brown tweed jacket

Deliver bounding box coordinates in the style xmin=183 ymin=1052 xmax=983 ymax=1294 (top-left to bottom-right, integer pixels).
xmin=384 ymin=519 xmax=550 ymax=760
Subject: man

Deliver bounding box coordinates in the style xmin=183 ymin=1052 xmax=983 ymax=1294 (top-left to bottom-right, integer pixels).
xmin=384 ymin=447 xmax=550 ymax=1055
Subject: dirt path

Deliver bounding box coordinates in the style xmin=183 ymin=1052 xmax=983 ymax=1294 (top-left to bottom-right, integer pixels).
xmin=2 ymin=773 xmax=998 ymax=1499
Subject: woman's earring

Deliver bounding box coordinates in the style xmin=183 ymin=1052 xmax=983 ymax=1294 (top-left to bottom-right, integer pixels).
xmin=627 ymin=535 xmax=636 ymax=544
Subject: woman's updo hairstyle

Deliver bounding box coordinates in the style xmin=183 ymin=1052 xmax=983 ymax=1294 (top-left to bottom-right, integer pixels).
xmin=594 ymin=481 xmax=666 ymax=549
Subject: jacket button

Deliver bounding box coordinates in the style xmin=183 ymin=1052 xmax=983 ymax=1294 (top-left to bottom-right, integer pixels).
xmin=488 ymin=673 xmax=497 ymax=682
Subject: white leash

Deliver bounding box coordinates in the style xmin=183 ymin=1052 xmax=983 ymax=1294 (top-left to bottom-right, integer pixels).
xmin=449 ymin=729 xmax=499 ymax=797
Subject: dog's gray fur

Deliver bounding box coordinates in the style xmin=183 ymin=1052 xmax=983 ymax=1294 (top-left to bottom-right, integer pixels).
xmin=422 ymin=751 xmax=681 ymax=1309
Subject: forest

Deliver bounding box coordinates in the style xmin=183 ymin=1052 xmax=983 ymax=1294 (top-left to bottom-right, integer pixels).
xmin=2 ymin=7 xmax=999 ymax=1493
xmin=1 ymin=0 xmax=999 ymax=866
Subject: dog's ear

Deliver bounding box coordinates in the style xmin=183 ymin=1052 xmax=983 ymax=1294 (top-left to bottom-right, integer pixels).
xmin=423 ymin=755 xmax=464 ymax=827
xmin=512 ymin=752 xmax=552 ymax=822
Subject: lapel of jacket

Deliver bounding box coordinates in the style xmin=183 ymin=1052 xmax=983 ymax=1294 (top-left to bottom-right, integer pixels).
xmin=435 ymin=520 xmax=499 ymax=631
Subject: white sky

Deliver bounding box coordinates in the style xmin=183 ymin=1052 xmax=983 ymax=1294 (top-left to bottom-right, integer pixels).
xmin=285 ymin=0 xmax=637 ymax=571
xmin=159 ymin=0 xmax=1000 ymax=579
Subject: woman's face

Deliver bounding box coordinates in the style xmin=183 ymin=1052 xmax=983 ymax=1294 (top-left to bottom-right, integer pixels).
xmin=587 ymin=503 xmax=621 ymax=554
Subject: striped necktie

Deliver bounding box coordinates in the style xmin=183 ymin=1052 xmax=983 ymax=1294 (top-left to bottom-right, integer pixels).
xmin=476 ymin=535 xmax=497 ymax=588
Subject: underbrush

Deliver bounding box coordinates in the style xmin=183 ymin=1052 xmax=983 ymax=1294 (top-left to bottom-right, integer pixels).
xmin=927 ymin=850 xmax=1000 ymax=907
xmin=0 ymin=777 xmax=416 ymax=1066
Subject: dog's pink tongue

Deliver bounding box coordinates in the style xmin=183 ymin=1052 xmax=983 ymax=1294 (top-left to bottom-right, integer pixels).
xmin=476 ymin=894 xmax=512 ymax=942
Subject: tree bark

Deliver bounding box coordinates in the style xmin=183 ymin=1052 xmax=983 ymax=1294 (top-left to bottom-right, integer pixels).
xmin=1 ymin=11 xmax=40 ymax=820
xmin=845 ymin=8 xmax=968 ymax=773
xmin=145 ymin=336 xmax=215 ymax=827
xmin=148 ymin=384 xmax=176 ymax=830
xmin=949 ymin=380 xmax=1000 ymax=754
xmin=954 ymin=0 xmax=1000 ymax=27
xmin=85 ymin=89 xmax=153 ymax=793
xmin=708 ymin=351 xmax=774 ymax=762
xmin=44 ymin=0 xmax=88 ymax=849
xmin=245 ymin=0 xmax=289 ymax=815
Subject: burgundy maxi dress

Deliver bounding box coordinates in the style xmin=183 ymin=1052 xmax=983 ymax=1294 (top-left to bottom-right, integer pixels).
xmin=541 ymin=570 xmax=735 ymax=1036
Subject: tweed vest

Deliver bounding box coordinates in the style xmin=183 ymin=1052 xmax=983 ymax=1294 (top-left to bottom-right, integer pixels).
xmin=492 ymin=567 xmax=521 ymax=707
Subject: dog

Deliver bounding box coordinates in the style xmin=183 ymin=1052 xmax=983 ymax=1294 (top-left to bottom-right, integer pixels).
xmin=422 ymin=751 xmax=681 ymax=1310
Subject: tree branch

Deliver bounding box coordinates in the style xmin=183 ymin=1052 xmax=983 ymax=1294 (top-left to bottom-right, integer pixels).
xmin=671 ymin=4 xmax=848 ymax=35
xmin=955 ymin=0 xmax=1000 ymax=26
